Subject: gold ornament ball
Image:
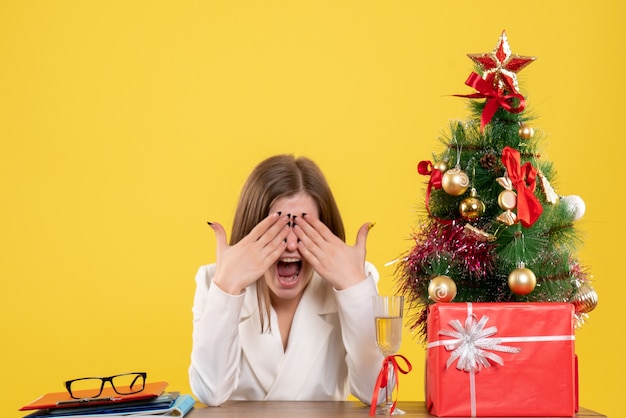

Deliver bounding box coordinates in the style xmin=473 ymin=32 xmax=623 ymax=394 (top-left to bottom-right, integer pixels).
xmin=571 ymin=283 xmax=598 ymax=314
xmin=433 ymin=160 xmax=449 ymax=173
xmin=508 ymin=267 xmax=537 ymax=295
xmin=441 ymin=168 xmax=470 ymax=196
xmin=459 ymin=190 xmax=486 ymax=220
xmin=518 ymin=124 xmax=535 ymax=140
xmin=428 ymin=275 xmax=457 ymax=303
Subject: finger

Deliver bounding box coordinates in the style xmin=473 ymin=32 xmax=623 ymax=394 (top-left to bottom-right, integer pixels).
xmin=296 ymin=234 xmax=322 ymax=267
xmin=295 ymin=219 xmax=335 ymax=270
xmin=296 ymin=213 xmax=332 ymax=242
xmin=249 ymin=215 xmax=290 ymax=258
xmin=250 ymin=212 xmax=287 ymax=242
xmin=262 ymin=221 xmax=291 ymax=252
xmin=354 ymin=222 xmax=374 ymax=250
xmin=265 ymin=229 xmax=290 ymax=261
xmin=292 ymin=219 xmax=323 ymax=256
xmin=208 ymin=221 xmax=228 ymax=252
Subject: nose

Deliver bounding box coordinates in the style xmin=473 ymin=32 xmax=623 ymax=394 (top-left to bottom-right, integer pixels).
xmin=285 ymin=226 xmax=299 ymax=252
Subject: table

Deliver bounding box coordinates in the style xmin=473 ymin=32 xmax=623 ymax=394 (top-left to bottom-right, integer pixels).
xmin=188 ymin=401 xmax=607 ymax=417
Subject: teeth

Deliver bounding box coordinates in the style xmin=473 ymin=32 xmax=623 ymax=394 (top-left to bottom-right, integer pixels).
xmin=281 ymin=274 xmax=298 ymax=284
xmin=280 ymin=258 xmax=301 ymax=263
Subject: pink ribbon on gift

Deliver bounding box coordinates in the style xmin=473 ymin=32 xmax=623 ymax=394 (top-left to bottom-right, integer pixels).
xmin=427 ymin=303 xmax=575 ymax=417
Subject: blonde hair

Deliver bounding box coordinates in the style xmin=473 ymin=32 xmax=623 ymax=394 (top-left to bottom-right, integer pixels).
xmin=230 ymin=154 xmax=345 ymax=331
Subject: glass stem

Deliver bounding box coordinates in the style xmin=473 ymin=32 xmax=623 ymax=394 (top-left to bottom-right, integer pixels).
xmin=386 ymin=357 xmax=395 ymax=407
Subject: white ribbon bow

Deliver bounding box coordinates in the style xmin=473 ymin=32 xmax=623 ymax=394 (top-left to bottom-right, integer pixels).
xmin=439 ymin=314 xmax=521 ymax=372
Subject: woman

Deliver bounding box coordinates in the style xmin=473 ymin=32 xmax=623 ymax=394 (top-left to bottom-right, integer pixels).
xmin=189 ymin=154 xmax=383 ymax=406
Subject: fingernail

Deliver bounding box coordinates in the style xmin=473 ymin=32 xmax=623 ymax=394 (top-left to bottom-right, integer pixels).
xmin=368 ymin=222 xmax=376 ymax=231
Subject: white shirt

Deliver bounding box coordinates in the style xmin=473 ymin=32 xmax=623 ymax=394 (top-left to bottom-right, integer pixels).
xmin=188 ymin=262 xmax=384 ymax=406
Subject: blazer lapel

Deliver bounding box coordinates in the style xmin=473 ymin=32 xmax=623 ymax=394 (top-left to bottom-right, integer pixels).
xmin=265 ymin=275 xmax=337 ymax=399
xmin=239 ymin=285 xmax=284 ymax=394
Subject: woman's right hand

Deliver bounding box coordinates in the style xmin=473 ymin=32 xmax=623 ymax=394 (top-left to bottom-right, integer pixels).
xmin=208 ymin=212 xmax=291 ymax=295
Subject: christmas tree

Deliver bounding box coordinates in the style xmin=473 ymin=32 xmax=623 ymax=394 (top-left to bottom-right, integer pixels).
xmin=397 ymin=31 xmax=598 ymax=341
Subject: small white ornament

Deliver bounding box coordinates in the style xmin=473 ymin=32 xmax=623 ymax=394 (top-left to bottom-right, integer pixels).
xmin=561 ymin=195 xmax=586 ymax=221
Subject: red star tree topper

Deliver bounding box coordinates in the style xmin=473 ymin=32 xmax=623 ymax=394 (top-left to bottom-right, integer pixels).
xmin=468 ymin=31 xmax=536 ymax=94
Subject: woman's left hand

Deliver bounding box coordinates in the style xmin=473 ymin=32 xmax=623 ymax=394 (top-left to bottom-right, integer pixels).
xmin=293 ymin=214 xmax=373 ymax=290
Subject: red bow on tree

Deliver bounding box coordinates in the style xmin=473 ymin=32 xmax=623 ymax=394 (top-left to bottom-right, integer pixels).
xmin=417 ymin=160 xmax=443 ymax=192
xmin=455 ymin=72 xmax=526 ymax=132
xmin=417 ymin=160 xmax=446 ymax=221
xmin=501 ymin=146 xmax=542 ymax=227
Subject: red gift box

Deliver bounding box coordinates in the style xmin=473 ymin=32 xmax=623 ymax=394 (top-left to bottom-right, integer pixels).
xmin=426 ymin=302 xmax=577 ymax=417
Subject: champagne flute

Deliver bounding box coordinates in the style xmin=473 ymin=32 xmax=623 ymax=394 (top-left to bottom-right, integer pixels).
xmin=373 ymin=295 xmax=404 ymax=415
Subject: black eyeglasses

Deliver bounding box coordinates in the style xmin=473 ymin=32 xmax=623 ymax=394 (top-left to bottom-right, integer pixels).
xmin=64 ymin=372 xmax=147 ymax=399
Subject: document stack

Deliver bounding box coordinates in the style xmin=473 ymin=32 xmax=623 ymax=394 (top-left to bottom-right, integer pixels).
xmin=19 ymin=381 xmax=195 ymax=418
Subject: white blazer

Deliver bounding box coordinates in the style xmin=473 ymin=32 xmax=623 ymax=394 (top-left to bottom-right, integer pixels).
xmin=189 ymin=262 xmax=384 ymax=406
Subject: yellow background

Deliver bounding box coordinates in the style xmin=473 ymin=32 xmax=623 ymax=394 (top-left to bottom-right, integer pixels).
xmin=1 ymin=1 xmax=622 ymax=417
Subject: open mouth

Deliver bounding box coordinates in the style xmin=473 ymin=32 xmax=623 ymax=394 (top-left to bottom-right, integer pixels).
xmin=276 ymin=258 xmax=302 ymax=287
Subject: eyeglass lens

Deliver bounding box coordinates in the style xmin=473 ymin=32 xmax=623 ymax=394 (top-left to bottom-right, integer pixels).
xmin=67 ymin=372 xmax=146 ymax=399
